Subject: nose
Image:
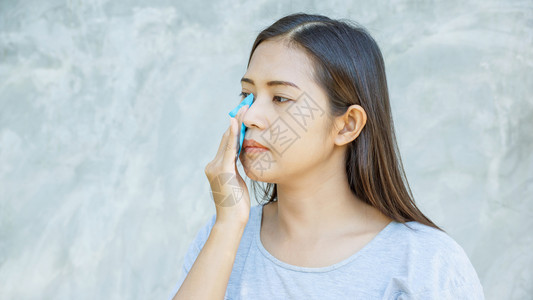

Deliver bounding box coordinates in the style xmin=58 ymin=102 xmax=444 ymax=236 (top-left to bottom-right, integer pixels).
xmin=242 ymin=94 xmax=268 ymax=131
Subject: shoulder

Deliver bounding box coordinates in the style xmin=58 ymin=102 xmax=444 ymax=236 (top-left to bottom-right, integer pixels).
xmin=382 ymin=221 xmax=484 ymax=298
xmin=394 ymin=221 xmax=470 ymax=266
xmin=392 ymin=221 xmax=479 ymax=277
xmin=394 ymin=221 xmax=462 ymax=253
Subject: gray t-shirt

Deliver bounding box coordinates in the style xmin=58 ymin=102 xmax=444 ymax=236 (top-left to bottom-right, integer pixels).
xmin=168 ymin=204 xmax=484 ymax=299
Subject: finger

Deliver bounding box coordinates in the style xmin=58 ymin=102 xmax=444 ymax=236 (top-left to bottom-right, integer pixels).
xmin=222 ymin=116 xmax=238 ymax=166
xmin=223 ymin=106 xmax=247 ymax=165
xmin=237 ymin=105 xmax=249 ymax=133
xmin=214 ymin=119 xmax=233 ymax=160
xmin=235 ymin=105 xmax=249 ymax=153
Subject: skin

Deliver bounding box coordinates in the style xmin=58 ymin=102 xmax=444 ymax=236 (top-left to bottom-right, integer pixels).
xmin=174 ymin=37 xmax=396 ymax=299
xmin=238 ymin=38 xmax=393 ymax=267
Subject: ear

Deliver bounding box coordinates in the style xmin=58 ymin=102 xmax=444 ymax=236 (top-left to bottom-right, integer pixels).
xmin=333 ymin=104 xmax=367 ymax=146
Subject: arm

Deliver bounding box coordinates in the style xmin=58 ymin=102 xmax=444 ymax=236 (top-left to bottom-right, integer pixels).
xmin=171 ymin=103 xmax=251 ymax=299
xmin=171 ymin=220 xmax=247 ymax=300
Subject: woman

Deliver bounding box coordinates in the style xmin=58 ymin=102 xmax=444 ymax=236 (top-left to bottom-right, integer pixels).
xmin=170 ymin=13 xmax=484 ymax=299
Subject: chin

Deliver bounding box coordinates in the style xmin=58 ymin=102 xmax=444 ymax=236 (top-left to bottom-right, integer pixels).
xmin=241 ymin=160 xmax=275 ymax=182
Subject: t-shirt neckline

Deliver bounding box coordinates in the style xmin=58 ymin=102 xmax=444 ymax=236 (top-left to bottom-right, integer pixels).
xmin=253 ymin=204 xmax=397 ymax=273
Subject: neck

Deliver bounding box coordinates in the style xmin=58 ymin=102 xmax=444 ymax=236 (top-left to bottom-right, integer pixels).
xmin=271 ymin=159 xmax=383 ymax=243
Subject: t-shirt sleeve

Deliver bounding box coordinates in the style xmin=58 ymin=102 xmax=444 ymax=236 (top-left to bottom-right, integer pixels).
xmin=167 ymin=212 xmax=217 ymax=300
xmin=383 ymin=224 xmax=485 ymax=300
xmin=401 ymin=234 xmax=485 ymax=299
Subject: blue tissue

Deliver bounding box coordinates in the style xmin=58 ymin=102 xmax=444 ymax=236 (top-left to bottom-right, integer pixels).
xmin=228 ymin=93 xmax=254 ymax=157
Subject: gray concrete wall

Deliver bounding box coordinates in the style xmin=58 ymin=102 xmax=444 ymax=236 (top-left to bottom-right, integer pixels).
xmin=1 ymin=0 xmax=531 ymax=299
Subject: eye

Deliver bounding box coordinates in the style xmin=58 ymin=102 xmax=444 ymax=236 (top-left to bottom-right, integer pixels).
xmin=273 ymin=96 xmax=292 ymax=103
xmin=239 ymin=92 xmax=250 ymax=100
xmin=240 ymin=92 xmax=292 ymax=104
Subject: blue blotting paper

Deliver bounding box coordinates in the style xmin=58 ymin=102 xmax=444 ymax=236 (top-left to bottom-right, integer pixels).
xmin=228 ymin=93 xmax=254 ymax=157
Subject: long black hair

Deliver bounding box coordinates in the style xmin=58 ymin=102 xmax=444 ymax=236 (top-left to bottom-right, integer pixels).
xmin=245 ymin=13 xmax=441 ymax=231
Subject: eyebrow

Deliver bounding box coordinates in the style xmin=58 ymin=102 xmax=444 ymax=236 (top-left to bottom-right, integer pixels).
xmin=240 ymin=77 xmax=301 ymax=90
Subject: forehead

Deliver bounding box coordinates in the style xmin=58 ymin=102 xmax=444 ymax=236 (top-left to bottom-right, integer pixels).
xmin=244 ymin=39 xmax=315 ymax=86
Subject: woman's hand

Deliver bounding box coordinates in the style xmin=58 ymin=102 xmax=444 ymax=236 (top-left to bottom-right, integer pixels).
xmin=204 ymin=105 xmax=251 ymax=227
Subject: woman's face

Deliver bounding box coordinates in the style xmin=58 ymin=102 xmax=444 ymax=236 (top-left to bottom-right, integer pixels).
xmin=238 ymin=38 xmax=335 ymax=183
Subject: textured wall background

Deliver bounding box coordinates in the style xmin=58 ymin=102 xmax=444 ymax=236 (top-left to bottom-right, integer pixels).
xmin=1 ymin=0 xmax=532 ymax=299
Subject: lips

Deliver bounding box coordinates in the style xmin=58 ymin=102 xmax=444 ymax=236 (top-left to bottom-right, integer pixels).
xmin=243 ymin=139 xmax=269 ymax=150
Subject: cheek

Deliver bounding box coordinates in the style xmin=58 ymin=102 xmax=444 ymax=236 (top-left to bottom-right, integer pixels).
xmin=239 ymin=100 xmax=329 ymax=177
xmin=275 ymin=119 xmax=327 ymax=162
xmin=279 ymin=97 xmax=330 ymax=149
xmin=240 ymin=126 xmax=326 ymax=182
